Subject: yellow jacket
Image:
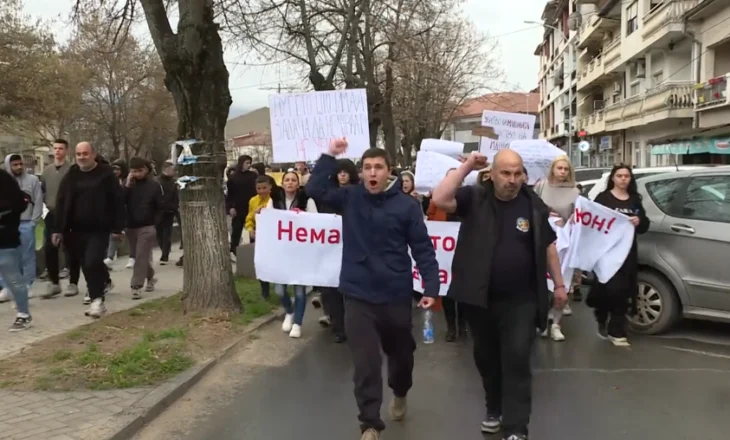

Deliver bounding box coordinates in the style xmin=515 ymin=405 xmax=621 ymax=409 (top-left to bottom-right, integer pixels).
xmin=245 ymin=195 xmax=271 ymax=232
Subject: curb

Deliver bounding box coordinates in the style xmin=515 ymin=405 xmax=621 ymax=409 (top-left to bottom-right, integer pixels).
xmin=105 ymin=308 xmax=286 ymax=440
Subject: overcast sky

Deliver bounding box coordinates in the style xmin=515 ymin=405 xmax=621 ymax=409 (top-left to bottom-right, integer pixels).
xmin=23 ymin=0 xmax=546 ymax=118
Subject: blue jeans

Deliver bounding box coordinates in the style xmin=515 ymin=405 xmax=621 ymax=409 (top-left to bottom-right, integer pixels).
xmin=0 ymin=221 xmax=36 ymax=289
xmin=0 ymin=248 xmax=30 ymax=315
xmin=274 ymin=284 xmax=306 ymax=325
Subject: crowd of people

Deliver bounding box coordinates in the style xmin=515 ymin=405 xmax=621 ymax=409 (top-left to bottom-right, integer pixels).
xmin=0 ymin=139 xmax=181 ymax=330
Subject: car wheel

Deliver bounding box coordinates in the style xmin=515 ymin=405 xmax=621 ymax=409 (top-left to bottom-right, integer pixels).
xmin=628 ymin=271 xmax=680 ymax=335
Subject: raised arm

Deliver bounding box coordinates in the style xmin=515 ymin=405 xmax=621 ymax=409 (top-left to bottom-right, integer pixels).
xmin=304 ymin=138 xmax=351 ymax=210
xmin=431 ymin=152 xmax=487 ymax=214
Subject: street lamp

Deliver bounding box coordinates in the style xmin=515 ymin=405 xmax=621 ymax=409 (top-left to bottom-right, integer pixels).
xmin=525 ymin=20 xmax=575 ymax=162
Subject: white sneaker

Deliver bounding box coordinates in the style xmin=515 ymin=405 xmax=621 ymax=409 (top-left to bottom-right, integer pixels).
xmin=282 ymin=313 xmax=294 ymax=332
xmin=85 ymin=298 xmax=106 ymax=318
xmin=540 ymin=327 xmax=549 ymax=338
xmin=562 ymin=304 xmax=572 ymax=316
xmin=550 ymin=324 xmax=566 ymax=342
xmin=289 ymin=324 xmax=301 ymax=338
xmin=318 ymin=315 xmax=331 ymax=327
xmin=82 ymin=293 xmax=91 ymax=305
xmin=125 ymin=258 xmax=135 ymax=269
xmin=0 ymin=288 xmax=11 ymax=303
xmin=104 ymin=258 xmax=114 ymax=269
xmin=609 ymin=335 xmax=631 ymax=347
xmin=65 ymin=283 xmax=79 ymax=297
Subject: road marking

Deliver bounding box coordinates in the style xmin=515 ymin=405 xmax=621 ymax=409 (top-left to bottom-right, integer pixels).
xmin=662 ymin=345 xmax=730 ymax=360
xmin=535 ymin=368 xmax=730 ymax=373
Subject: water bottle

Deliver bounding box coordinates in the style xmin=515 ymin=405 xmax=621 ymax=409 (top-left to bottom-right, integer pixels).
xmin=423 ymin=309 xmax=435 ymax=344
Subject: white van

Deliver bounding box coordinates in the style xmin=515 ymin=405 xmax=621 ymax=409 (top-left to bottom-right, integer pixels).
xmin=586 ymin=166 xmax=716 ymax=200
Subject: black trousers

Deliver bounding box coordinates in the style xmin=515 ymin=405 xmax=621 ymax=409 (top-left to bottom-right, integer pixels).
xmin=344 ymin=296 xmax=415 ymax=432
xmin=230 ymin=214 xmax=245 ymax=254
xmin=174 ymin=210 xmax=183 ymax=249
xmin=66 ymin=232 xmax=109 ymax=301
xmin=44 ymin=212 xmax=78 ymax=285
xmin=321 ymin=287 xmax=345 ymax=335
xmin=156 ymin=212 xmax=175 ymax=260
xmin=443 ymin=297 xmax=466 ymax=331
xmin=464 ymin=299 xmax=538 ymax=437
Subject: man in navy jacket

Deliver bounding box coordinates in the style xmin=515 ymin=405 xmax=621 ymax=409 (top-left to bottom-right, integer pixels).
xmin=306 ymin=139 xmax=440 ymax=440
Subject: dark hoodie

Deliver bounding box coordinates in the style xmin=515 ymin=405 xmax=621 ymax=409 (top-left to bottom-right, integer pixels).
xmin=157 ymin=174 xmax=179 ymax=213
xmin=315 ymin=159 xmax=359 ymax=215
xmin=112 ymin=159 xmax=129 ymax=186
xmin=226 ymin=156 xmax=258 ymax=215
xmin=0 ymin=169 xmax=29 ymax=248
xmin=305 ymin=154 xmax=440 ymax=304
xmin=53 ymin=161 xmax=126 ymax=234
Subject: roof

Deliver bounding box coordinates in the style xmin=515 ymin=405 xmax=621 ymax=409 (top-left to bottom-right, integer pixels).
xmin=451 ymin=92 xmax=540 ymax=119
xmin=230 ymin=132 xmax=272 ymax=147
xmin=225 ymin=107 xmax=271 ymax=139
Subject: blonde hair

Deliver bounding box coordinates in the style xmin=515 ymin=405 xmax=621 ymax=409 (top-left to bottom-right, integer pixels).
xmin=547 ymin=155 xmax=576 ymax=185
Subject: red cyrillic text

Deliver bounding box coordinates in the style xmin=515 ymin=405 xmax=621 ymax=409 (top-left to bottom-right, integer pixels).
xmin=412 ymin=267 xmax=450 ymax=287
xmin=277 ymin=220 xmax=341 ymax=243
xmin=574 ymin=208 xmax=617 ymax=235
xmin=429 ymin=235 xmax=457 ymax=252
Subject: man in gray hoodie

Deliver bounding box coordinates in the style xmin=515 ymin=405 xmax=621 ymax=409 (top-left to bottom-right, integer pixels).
xmin=0 ymin=154 xmax=43 ymax=304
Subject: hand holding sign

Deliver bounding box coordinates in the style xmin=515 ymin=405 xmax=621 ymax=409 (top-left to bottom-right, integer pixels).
xmin=328 ymin=137 xmax=348 ymax=156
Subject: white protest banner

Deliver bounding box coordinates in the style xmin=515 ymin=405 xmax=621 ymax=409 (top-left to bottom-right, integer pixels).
xmin=254 ymin=209 xmax=458 ymax=295
xmin=269 ymin=89 xmax=369 ymax=163
xmin=509 ymin=139 xmax=566 ymax=185
xmin=411 ymin=221 xmax=460 ymax=296
xmin=420 ymin=139 xmax=464 ymax=159
xmin=480 ymin=110 xmax=536 ymax=161
xmin=414 ymin=151 xmax=479 ymax=193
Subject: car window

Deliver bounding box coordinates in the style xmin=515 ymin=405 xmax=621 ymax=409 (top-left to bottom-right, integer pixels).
xmin=680 ymin=175 xmax=730 ymax=223
xmin=580 ymin=184 xmax=594 ymax=197
xmin=645 ymin=178 xmax=685 ymax=214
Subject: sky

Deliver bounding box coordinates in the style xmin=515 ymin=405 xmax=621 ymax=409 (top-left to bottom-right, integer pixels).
xmin=22 ymin=0 xmax=546 ymax=118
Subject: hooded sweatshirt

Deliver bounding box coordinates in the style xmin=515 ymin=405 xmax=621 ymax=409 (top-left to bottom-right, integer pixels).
xmin=226 ymin=158 xmax=258 ymax=215
xmin=0 ymin=169 xmax=29 ymax=248
xmin=4 ymin=155 xmax=43 ymax=223
xmin=305 ymin=154 xmax=441 ymax=303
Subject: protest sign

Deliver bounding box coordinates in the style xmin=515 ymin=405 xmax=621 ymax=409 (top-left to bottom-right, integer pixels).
xmin=420 ymin=139 xmax=464 ymax=159
xmin=480 ymin=110 xmax=536 ymax=161
xmin=509 ymin=139 xmax=566 ymax=185
xmin=414 ymin=151 xmax=479 ymax=193
xmin=269 ymin=89 xmax=369 ymax=163
xmin=254 ymin=209 xmax=459 ymax=295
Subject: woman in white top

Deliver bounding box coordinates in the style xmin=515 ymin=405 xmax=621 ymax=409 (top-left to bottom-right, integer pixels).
xmin=270 ymin=170 xmax=317 ymax=338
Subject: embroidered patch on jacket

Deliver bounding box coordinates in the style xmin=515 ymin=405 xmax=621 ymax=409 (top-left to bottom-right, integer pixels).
xmin=516 ymin=217 xmax=530 ymax=233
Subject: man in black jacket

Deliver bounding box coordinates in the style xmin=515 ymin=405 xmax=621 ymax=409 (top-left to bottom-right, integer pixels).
xmin=0 ymin=168 xmax=32 ymax=331
xmin=52 ymin=142 xmax=125 ymax=318
xmin=226 ymin=155 xmax=257 ymax=257
xmin=156 ymin=162 xmax=179 ymax=264
xmin=431 ymin=150 xmax=567 ymax=440
xmin=125 ymin=157 xmax=163 ymax=300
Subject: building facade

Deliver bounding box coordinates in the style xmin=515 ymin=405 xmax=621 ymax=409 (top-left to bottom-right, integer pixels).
xmin=565 ymin=0 xmax=729 ymax=168
xmin=441 ymin=92 xmax=540 ymax=152
xmin=535 ymin=0 xmax=582 ymax=165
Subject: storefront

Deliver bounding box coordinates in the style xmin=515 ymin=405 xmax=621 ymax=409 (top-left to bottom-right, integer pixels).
xmin=650 ymin=136 xmax=730 ymax=165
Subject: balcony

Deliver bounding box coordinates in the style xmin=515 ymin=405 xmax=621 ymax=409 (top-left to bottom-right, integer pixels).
xmin=577 ymin=55 xmax=605 ymax=91
xmin=603 ymin=36 xmax=621 ymax=71
xmin=642 ymin=0 xmax=700 ymax=44
xmin=577 ymin=15 xmax=614 ymax=50
xmin=696 ymin=73 xmax=729 ymax=111
xmin=580 ymin=111 xmax=606 ymax=135
xmin=604 ymin=82 xmax=694 ymax=131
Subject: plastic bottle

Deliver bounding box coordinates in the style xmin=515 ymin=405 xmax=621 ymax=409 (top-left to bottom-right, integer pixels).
xmin=423 ymin=309 xmax=435 ymax=344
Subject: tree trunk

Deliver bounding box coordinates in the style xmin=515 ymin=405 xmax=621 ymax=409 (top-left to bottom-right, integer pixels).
xmin=140 ymin=0 xmax=241 ymax=313
xmin=380 ymin=50 xmax=397 ymax=165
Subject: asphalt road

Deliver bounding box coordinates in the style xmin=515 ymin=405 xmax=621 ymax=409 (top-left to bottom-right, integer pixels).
xmin=135 ymin=301 xmax=730 ymax=440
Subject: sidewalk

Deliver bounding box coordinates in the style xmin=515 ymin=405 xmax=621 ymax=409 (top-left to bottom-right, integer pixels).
xmin=0 ymin=250 xmax=183 ymax=440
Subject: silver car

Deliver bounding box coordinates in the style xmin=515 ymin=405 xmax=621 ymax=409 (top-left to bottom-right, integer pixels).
xmin=632 ymin=167 xmax=730 ymax=334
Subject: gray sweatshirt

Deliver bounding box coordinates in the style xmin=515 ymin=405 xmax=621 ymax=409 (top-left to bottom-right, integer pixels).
xmin=535 ymin=181 xmax=580 ymax=221
xmin=40 ymin=161 xmax=71 ymax=211
xmin=4 ymin=155 xmax=43 ymax=223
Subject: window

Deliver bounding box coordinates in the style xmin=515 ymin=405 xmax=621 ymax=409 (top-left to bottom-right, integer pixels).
xmin=644 ymin=145 xmax=651 ymax=169
xmin=630 ymin=81 xmax=641 ymax=97
xmin=626 ymin=1 xmax=638 ymax=36
xmin=681 ymin=175 xmax=730 ymax=223
xmin=646 ymin=178 xmax=685 ymax=214
xmin=652 ymin=70 xmax=663 ymax=87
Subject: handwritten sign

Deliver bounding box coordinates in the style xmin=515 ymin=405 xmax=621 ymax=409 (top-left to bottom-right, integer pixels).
xmin=509 ymin=139 xmax=565 ymax=185
xmin=420 ymin=139 xmax=464 ymax=159
xmin=414 ymin=151 xmax=478 ymax=193
xmin=269 ymin=89 xmax=369 ymax=162
xmin=480 ymin=110 xmax=536 ymax=161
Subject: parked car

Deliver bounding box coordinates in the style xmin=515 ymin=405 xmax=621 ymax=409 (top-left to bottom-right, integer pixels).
xmin=574 ymin=167 xmax=611 ymax=182
xmin=630 ymin=167 xmax=730 ymax=334
xmin=586 ymin=165 xmax=715 ymax=200
xmin=577 ymin=179 xmax=599 ymax=198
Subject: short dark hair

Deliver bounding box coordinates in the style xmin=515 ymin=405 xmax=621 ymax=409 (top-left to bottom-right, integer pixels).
xmin=53 ymin=139 xmax=68 ymax=147
xmin=129 ymin=156 xmax=149 ymax=170
xmin=255 ymin=175 xmax=272 ymax=185
xmin=361 ymin=148 xmax=390 ymax=168
xmin=9 ymin=154 xmax=22 ymax=163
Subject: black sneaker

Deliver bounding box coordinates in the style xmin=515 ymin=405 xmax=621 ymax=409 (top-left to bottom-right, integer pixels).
xmin=59 ymin=268 xmax=69 ymax=279
xmin=445 ymin=328 xmax=456 ymax=343
xmin=333 ymin=333 xmax=347 ymax=344
xmin=481 ymin=413 xmax=502 ymax=433
xmin=597 ymin=321 xmax=609 ymax=339
xmin=160 ymin=258 xmax=168 ymax=266
xmin=175 ymin=257 xmax=184 ymax=267
xmin=9 ymin=315 xmax=32 ymax=332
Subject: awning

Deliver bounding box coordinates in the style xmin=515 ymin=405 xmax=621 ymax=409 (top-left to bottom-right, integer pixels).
xmin=651 ymin=136 xmax=730 ymax=155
